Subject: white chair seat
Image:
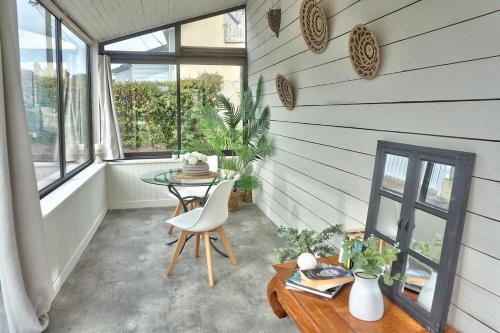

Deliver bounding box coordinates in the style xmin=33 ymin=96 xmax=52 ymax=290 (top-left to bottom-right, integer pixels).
xmin=166 ymin=207 xmax=203 ymax=230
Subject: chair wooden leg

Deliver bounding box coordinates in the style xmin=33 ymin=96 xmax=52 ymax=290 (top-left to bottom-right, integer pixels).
xmin=216 ymin=226 xmax=238 ymax=266
xmin=166 ymin=231 xmax=187 ymax=276
xmin=172 ymin=201 xmax=182 ymax=217
xmin=204 ymin=232 xmax=215 ymax=286
xmin=195 ymin=233 xmax=200 ymax=258
xmin=168 ymin=225 xmax=175 ymax=235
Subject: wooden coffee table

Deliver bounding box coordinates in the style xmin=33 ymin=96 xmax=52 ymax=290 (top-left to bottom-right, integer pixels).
xmin=267 ymin=256 xmax=456 ymax=333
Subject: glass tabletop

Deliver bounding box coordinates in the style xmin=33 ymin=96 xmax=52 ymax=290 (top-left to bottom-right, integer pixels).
xmin=140 ymin=169 xmax=221 ymax=187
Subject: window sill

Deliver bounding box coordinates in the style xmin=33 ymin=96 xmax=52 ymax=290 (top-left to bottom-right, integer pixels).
xmin=106 ymin=158 xmax=182 ymax=165
xmin=40 ymin=163 xmax=107 ymax=219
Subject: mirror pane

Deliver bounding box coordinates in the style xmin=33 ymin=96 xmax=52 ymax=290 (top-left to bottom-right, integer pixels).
xmin=410 ymin=210 xmax=445 ymax=264
xmin=381 ymin=154 xmax=409 ymax=195
xmin=402 ymin=255 xmax=437 ymax=312
xmin=418 ymin=160 xmax=455 ymax=210
xmin=375 ymin=196 xmax=402 ymax=240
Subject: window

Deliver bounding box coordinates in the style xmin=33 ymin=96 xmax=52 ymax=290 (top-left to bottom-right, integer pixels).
xmin=102 ymin=7 xmax=246 ymax=158
xmin=104 ymin=28 xmax=175 ymax=52
xmin=181 ymin=9 xmax=245 ymax=48
xmin=17 ymin=0 xmax=92 ymax=195
xmin=61 ymin=25 xmax=91 ymax=173
xmin=112 ymin=63 xmax=177 ymax=154
xmin=180 ymin=64 xmax=242 ymax=151
xmin=365 ymin=141 xmax=475 ymax=332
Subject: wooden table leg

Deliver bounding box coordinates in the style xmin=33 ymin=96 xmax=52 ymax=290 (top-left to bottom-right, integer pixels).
xmin=267 ymin=275 xmax=288 ymax=319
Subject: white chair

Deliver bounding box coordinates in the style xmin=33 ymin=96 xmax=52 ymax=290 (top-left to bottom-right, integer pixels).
xmin=168 ymin=155 xmax=218 ymax=234
xmin=165 ymin=180 xmax=237 ymax=286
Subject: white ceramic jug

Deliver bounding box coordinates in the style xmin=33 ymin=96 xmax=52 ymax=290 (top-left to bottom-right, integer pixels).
xmin=348 ymin=272 xmax=384 ymax=321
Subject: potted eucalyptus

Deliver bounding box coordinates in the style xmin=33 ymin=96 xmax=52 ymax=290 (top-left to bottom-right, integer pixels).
xmin=192 ymin=75 xmax=272 ymax=210
xmin=342 ymin=235 xmax=403 ymax=321
xmin=275 ymin=225 xmax=344 ymax=263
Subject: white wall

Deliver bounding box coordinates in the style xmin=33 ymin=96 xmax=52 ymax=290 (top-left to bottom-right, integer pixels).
xmin=246 ymin=0 xmax=500 ymax=332
xmin=106 ymin=159 xmax=182 ymax=209
xmin=41 ymin=164 xmax=107 ymax=295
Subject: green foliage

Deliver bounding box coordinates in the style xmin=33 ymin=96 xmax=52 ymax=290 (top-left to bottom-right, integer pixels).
xmin=275 ymin=225 xmax=344 ymax=263
xmin=113 ymin=73 xmax=223 ymax=152
xmin=411 ymin=234 xmax=442 ymax=264
xmin=342 ymin=235 xmax=404 ymax=285
xmin=192 ymin=75 xmax=272 ymax=191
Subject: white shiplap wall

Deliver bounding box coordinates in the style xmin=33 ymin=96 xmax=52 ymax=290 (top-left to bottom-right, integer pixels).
xmin=106 ymin=160 xmax=182 ymax=209
xmin=42 ymin=164 xmax=107 ymax=296
xmin=247 ymin=0 xmax=500 ymax=332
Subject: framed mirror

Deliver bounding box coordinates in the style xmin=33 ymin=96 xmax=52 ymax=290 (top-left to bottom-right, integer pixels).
xmin=365 ymin=141 xmax=475 ymax=332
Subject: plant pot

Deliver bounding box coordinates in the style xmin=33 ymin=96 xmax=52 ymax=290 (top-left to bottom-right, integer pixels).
xmin=417 ymin=270 xmax=437 ymax=312
xmin=228 ymin=191 xmax=240 ymax=212
xmin=240 ymin=189 xmax=253 ymax=202
xmin=349 ymin=272 xmax=384 ymax=321
xmin=182 ymin=161 xmax=209 ymax=176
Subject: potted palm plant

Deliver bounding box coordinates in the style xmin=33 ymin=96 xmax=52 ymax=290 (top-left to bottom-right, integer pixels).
xmin=192 ymin=75 xmax=272 ymax=211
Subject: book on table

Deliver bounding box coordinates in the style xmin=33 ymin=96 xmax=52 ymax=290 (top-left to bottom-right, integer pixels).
xmin=285 ymin=264 xmax=353 ymax=299
xmin=300 ymin=265 xmax=354 ymax=289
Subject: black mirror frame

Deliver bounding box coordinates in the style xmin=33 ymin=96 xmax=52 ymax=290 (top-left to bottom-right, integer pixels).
xmin=365 ymin=141 xmax=475 ymax=333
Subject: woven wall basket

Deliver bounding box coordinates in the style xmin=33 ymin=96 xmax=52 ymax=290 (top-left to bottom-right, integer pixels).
xmin=348 ymin=24 xmax=380 ymax=79
xmin=275 ymin=74 xmax=294 ymax=110
xmin=300 ymin=0 xmax=329 ymax=54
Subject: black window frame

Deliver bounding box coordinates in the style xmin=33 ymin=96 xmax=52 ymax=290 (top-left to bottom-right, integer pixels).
xmin=99 ymin=5 xmax=247 ymax=159
xmin=365 ymin=141 xmax=475 ymax=333
xmin=18 ymin=0 xmax=94 ymax=199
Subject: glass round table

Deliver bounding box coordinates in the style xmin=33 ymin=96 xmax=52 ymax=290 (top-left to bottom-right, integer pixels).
xmin=140 ymin=168 xmax=227 ymax=257
xmin=141 ymin=169 xmax=221 ymax=212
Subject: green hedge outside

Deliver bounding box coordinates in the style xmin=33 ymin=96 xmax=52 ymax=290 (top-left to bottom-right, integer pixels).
xmin=113 ymin=73 xmax=223 ymax=152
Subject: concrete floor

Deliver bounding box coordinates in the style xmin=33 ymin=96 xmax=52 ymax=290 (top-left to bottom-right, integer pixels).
xmin=44 ymin=203 xmax=297 ymax=333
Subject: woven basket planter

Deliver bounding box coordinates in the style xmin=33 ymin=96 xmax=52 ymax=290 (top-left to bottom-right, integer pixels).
xmin=240 ymin=190 xmax=253 ymax=203
xmin=228 ymin=191 xmax=240 ymax=212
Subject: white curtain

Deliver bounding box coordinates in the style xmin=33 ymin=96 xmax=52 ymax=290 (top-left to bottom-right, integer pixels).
xmin=98 ymin=55 xmax=123 ymax=160
xmin=0 ymin=0 xmax=54 ymax=332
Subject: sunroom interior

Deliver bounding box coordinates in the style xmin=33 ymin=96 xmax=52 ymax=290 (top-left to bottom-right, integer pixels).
xmin=1 ymin=0 xmax=499 ymax=332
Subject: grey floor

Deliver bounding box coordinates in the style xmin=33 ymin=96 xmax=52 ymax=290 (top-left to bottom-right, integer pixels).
xmin=44 ymin=203 xmax=297 ymax=333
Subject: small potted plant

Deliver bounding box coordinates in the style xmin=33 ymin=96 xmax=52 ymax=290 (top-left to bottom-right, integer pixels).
xmin=180 ymin=151 xmax=209 ymax=176
xmin=342 ymin=235 xmax=403 ymax=321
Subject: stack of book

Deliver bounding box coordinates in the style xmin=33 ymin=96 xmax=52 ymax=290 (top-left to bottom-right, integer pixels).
xmin=404 ymin=268 xmax=431 ymax=293
xmin=338 ymin=228 xmax=365 ymax=269
xmin=286 ymin=264 xmax=354 ymax=298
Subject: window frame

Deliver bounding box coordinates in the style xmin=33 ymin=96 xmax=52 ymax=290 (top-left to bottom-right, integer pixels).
xmin=99 ymin=5 xmax=247 ymax=159
xmin=18 ymin=1 xmax=94 ymax=199
xmin=365 ymin=141 xmax=475 ymax=333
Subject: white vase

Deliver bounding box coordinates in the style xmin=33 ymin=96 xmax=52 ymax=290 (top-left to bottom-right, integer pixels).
xmin=349 ymin=272 xmax=384 ymax=321
xmin=417 ymin=270 xmax=437 ymax=312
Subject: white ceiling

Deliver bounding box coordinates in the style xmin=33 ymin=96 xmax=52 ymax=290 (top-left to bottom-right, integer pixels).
xmin=51 ymin=0 xmax=246 ymax=42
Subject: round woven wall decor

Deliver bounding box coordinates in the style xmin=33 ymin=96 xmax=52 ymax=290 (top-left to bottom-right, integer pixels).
xmin=348 ymin=24 xmax=380 ymax=78
xmin=300 ymin=0 xmax=329 ymax=54
xmin=275 ymin=74 xmax=294 ymax=110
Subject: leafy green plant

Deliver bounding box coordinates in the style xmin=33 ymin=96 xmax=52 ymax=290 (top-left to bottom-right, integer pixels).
xmin=275 ymin=225 xmax=344 ymax=263
xmin=342 ymin=235 xmax=404 ymax=285
xmin=411 ymin=234 xmax=442 ymax=264
xmin=191 ymin=75 xmax=272 ymax=191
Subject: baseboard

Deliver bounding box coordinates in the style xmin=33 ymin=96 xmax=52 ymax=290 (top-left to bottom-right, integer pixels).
xmin=108 ymin=198 xmax=177 ymax=210
xmin=52 ymin=205 xmax=108 ymax=297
